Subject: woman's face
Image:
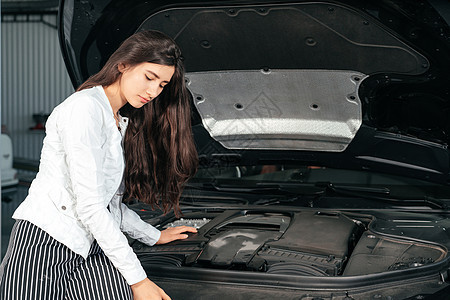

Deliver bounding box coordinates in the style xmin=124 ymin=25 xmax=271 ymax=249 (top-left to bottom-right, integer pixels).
xmin=118 ymin=62 xmax=175 ymax=108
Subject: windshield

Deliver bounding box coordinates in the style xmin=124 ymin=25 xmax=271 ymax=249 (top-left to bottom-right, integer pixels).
xmin=187 ymin=164 xmax=450 ymax=209
xmin=194 ymin=164 xmax=439 ymax=185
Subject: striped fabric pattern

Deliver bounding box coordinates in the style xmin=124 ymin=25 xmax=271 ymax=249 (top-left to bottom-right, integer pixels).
xmin=0 ymin=220 xmax=133 ymax=300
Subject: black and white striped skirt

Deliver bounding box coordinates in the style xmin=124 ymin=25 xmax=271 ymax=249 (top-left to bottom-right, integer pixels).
xmin=0 ymin=220 xmax=133 ymax=300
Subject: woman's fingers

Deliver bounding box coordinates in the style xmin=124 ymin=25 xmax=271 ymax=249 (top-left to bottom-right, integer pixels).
xmin=131 ymin=278 xmax=171 ymax=300
xmin=156 ymin=226 xmax=197 ymax=244
xmin=171 ymin=225 xmax=197 ymax=233
xmin=160 ymin=287 xmax=171 ymax=300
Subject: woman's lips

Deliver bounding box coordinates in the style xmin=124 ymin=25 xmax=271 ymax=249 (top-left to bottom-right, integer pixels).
xmin=139 ymin=96 xmax=150 ymax=104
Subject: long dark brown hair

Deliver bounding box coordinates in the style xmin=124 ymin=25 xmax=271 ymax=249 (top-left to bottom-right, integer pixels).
xmin=78 ymin=30 xmax=198 ymax=216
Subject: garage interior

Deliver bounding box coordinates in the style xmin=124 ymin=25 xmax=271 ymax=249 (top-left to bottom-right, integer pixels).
xmin=1 ymin=0 xmax=74 ymax=258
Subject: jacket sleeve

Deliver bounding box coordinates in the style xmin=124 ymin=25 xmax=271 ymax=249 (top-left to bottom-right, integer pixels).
xmin=120 ymin=203 xmax=161 ymax=246
xmin=57 ymin=97 xmax=147 ymax=285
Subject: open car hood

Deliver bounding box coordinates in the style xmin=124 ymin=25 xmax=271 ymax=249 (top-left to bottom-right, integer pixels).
xmin=58 ymin=0 xmax=450 ymax=184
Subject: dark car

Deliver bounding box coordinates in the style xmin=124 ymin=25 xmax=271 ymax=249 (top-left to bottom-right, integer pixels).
xmin=58 ymin=0 xmax=450 ymax=299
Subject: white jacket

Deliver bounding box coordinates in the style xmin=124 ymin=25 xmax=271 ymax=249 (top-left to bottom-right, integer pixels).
xmin=13 ymin=86 xmax=161 ymax=285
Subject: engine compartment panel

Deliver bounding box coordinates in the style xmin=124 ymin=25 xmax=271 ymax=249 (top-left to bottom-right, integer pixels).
xmin=130 ymin=208 xmax=447 ymax=277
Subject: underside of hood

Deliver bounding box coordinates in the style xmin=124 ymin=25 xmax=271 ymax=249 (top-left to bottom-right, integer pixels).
xmin=58 ymin=0 xmax=450 ymax=183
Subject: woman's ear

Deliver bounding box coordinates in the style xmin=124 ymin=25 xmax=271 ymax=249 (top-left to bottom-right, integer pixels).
xmin=118 ymin=63 xmax=127 ymax=73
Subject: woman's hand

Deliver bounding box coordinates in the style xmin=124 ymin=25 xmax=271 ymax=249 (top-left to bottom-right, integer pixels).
xmin=156 ymin=226 xmax=197 ymax=245
xmin=131 ymin=278 xmax=170 ymax=300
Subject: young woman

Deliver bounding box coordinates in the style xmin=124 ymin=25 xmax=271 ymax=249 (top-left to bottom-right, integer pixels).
xmin=0 ymin=30 xmax=198 ymax=300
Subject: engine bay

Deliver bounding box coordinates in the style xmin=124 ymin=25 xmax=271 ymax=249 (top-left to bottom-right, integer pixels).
xmin=130 ymin=208 xmax=447 ymax=277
